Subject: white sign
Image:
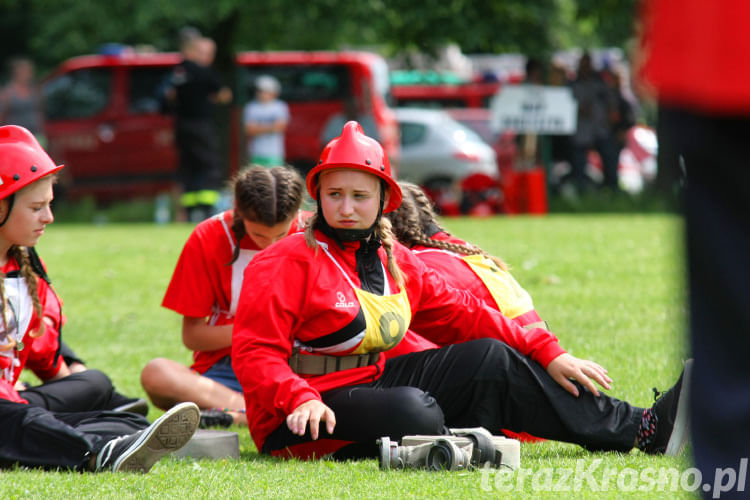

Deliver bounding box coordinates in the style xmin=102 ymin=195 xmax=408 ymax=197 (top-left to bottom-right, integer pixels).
xmin=490 ymin=85 xmax=577 ymax=135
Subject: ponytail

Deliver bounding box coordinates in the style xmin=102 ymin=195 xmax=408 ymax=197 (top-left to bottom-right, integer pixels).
xmin=388 ymin=181 xmax=508 ymax=271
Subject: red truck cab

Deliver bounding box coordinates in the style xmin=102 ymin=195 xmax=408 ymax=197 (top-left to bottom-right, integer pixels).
xmin=43 ymin=52 xmax=181 ymax=200
xmin=42 ymin=49 xmax=399 ymax=201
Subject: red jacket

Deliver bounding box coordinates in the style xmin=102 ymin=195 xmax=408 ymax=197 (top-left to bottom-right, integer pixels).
xmin=0 ymin=257 xmax=60 ymax=403
xmin=412 ymin=232 xmax=545 ymax=328
xmin=232 ymin=230 xmax=565 ymax=451
xmin=163 ymin=209 xmax=309 ymax=373
xmin=639 ymin=0 xmax=750 ymax=113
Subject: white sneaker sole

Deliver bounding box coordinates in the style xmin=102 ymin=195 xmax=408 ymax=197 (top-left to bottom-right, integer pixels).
xmin=113 ymin=402 xmax=200 ymax=472
xmin=665 ymin=359 xmax=693 ymax=456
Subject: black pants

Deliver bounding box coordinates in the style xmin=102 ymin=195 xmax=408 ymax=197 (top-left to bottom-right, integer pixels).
xmin=176 ymin=119 xmax=222 ymax=194
xmin=571 ymin=136 xmax=619 ymax=191
xmin=20 ymin=369 xmax=117 ymax=413
xmin=263 ymin=339 xmax=642 ymax=458
xmin=0 ymin=399 xmax=149 ymax=470
xmin=658 ymin=107 xmax=750 ymax=499
xmin=59 ymin=340 xmax=85 ymax=367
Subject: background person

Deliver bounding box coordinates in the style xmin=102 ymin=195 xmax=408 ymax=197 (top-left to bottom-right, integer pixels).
xmin=569 ymin=52 xmax=619 ymax=193
xmin=231 ymin=121 xmax=689 ymax=460
xmin=0 ymin=58 xmax=44 ymax=143
xmin=639 ymin=1 xmax=750 ymax=498
xmin=141 ymin=166 xmax=308 ymax=427
xmin=243 ymin=75 xmax=289 ymax=167
xmin=165 ymin=33 xmax=232 ymax=222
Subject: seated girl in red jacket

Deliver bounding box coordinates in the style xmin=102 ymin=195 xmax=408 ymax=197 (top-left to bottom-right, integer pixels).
xmin=231 ymin=121 xmax=691 ymax=460
xmin=0 ymin=125 xmax=199 ymax=472
xmin=389 ymin=181 xmax=548 ymax=332
xmin=141 ymin=166 xmax=310 ymax=427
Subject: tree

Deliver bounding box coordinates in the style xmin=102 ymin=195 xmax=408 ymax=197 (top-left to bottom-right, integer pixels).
xmin=1 ymin=0 xmax=638 ymax=77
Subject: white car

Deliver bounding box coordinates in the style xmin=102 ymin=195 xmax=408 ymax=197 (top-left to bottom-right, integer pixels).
xmin=395 ymin=107 xmax=498 ymax=190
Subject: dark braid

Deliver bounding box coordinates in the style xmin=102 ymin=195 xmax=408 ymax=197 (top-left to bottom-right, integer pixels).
xmin=388 ymin=181 xmax=508 ymax=271
xmin=229 ymin=166 xmax=304 ymax=264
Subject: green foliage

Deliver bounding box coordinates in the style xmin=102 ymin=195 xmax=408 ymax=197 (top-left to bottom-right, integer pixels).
xmin=0 ymin=0 xmax=638 ymax=76
xmin=1 ymin=215 xmax=693 ymax=498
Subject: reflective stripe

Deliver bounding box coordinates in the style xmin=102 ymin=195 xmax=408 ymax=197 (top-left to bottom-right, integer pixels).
xmin=522 ymin=321 xmax=549 ymax=331
xmin=293 ymin=240 xmax=411 ymax=359
xmin=181 ymin=190 xmax=220 ymax=207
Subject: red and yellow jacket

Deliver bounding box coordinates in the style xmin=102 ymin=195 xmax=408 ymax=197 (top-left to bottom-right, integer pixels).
xmin=231 ymin=230 xmax=565 ymax=451
xmin=412 ymin=232 xmax=546 ymax=330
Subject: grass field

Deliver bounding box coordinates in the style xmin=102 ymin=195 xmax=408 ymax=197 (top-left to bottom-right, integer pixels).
xmin=2 ymin=214 xmax=698 ymax=499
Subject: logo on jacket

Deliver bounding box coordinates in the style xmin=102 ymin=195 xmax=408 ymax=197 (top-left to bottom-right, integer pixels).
xmin=335 ymin=291 xmax=356 ymax=309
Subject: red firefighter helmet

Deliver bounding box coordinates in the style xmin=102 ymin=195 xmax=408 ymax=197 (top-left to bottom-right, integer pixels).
xmin=0 ymin=125 xmax=64 ymax=200
xmin=306 ymin=121 xmax=402 ymax=213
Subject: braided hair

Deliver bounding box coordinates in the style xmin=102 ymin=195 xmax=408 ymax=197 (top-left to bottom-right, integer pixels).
xmin=388 ymin=182 xmax=508 ymax=271
xmin=0 ymin=246 xmax=45 ymax=351
xmin=229 ymin=165 xmax=304 ymax=264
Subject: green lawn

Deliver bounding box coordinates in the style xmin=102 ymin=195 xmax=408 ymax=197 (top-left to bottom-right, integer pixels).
xmin=3 ymin=214 xmax=699 ymax=499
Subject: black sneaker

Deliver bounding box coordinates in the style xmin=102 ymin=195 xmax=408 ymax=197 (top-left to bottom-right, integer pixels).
xmin=112 ymin=397 xmax=150 ymax=416
xmin=642 ymin=359 xmax=693 ymax=455
xmin=95 ymin=402 xmax=199 ymax=472
xmin=199 ymin=409 xmax=234 ymax=429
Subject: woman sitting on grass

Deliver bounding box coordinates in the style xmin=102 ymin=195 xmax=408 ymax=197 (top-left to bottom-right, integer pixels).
xmin=141 ymin=165 xmax=309 ymax=428
xmin=231 ymin=121 xmax=691 ymax=461
xmin=389 ymin=181 xmax=548 ymax=333
xmin=0 ymin=125 xmax=199 ymax=473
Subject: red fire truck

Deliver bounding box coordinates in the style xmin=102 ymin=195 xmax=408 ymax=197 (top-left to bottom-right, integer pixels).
xmin=42 ymin=50 xmax=399 ymax=201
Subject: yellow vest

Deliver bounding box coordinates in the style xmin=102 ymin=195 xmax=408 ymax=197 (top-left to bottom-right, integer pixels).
xmin=320 ymin=241 xmax=412 ymax=354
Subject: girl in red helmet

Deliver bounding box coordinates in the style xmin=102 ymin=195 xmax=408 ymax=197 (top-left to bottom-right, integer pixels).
xmin=0 ymin=125 xmax=199 ymax=472
xmin=141 ymin=165 xmax=310 ymax=428
xmin=231 ymin=121 xmax=690 ymax=460
xmin=0 ymin=127 xmax=140 ymax=415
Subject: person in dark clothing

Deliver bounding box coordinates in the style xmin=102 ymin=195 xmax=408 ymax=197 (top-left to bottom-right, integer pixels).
xmin=640 ymin=2 xmax=750 ymax=497
xmin=165 ymin=35 xmax=232 ymax=222
xmin=569 ymin=52 xmax=619 ymax=192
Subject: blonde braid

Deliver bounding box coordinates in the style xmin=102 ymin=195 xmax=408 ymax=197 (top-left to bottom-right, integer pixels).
xmin=9 ymin=246 xmax=44 ymax=338
xmin=390 ymin=182 xmax=508 ymax=271
xmin=304 ymin=211 xmax=320 ymax=253
xmin=0 ymin=269 xmax=11 ymax=351
xmin=375 ymin=217 xmax=404 ymax=288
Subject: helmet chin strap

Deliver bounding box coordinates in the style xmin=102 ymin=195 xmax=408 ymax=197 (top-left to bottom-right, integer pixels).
xmin=0 ymin=194 xmax=15 ymax=228
xmin=315 ymin=182 xmax=386 ymax=246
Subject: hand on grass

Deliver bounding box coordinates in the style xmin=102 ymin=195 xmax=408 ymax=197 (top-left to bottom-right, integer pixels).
xmin=546 ymin=353 xmax=612 ymax=397
xmin=286 ymin=399 xmax=336 ymax=440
